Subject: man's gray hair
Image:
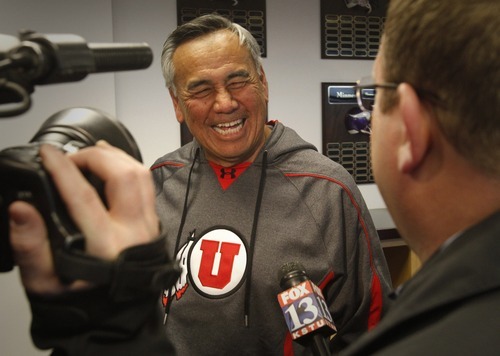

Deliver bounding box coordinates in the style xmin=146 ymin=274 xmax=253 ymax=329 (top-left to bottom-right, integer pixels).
xmin=161 ymin=14 xmax=263 ymax=95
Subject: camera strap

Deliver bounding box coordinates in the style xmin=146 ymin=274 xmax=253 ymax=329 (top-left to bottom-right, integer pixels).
xmin=53 ymin=234 xmax=180 ymax=302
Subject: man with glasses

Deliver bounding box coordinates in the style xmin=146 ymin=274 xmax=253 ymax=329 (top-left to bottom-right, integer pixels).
xmin=343 ymin=0 xmax=500 ymax=354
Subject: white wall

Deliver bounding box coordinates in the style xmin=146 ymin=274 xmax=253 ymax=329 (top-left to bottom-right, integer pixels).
xmin=111 ymin=0 xmax=181 ymax=166
xmin=0 ymin=1 xmax=388 ymax=354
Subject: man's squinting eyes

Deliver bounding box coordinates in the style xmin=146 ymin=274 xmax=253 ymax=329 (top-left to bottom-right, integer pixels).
xmin=188 ymin=73 xmax=251 ymax=99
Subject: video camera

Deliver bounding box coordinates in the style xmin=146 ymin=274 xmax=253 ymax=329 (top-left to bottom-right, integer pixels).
xmin=0 ymin=30 xmax=152 ymax=273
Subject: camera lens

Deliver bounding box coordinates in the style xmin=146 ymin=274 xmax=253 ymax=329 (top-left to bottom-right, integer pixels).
xmin=0 ymin=107 xmax=143 ymax=272
xmin=30 ymin=107 xmax=142 ymax=162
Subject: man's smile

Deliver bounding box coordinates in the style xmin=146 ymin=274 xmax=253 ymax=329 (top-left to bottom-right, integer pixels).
xmin=212 ymin=118 xmax=246 ymax=135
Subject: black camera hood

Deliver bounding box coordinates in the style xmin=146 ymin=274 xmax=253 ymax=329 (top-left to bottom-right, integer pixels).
xmin=30 ymin=107 xmax=142 ymax=162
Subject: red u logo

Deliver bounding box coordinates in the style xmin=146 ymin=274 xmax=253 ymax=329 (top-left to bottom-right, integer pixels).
xmin=198 ymin=240 xmax=241 ymax=289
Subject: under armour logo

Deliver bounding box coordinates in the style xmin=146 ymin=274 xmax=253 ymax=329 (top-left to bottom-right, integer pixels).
xmin=220 ymin=168 xmax=236 ymax=179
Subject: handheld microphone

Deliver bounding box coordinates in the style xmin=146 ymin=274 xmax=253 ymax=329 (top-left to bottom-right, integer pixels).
xmin=277 ymin=262 xmax=336 ymax=356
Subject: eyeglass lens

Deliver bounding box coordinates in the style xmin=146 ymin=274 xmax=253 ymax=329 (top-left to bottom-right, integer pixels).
xmin=360 ymin=87 xmax=376 ymax=112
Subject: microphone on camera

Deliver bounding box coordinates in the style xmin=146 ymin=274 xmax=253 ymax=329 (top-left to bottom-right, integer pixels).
xmin=3 ymin=30 xmax=153 ymax=85
xmin=0 ymin=30 xmax=153 ymax=116
xmin=277 ymin=262 xmax=336 ymax=356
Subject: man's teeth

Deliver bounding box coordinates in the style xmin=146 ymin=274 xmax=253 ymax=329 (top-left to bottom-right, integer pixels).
xmin=213 ymin=119 xmax=244 ymax=135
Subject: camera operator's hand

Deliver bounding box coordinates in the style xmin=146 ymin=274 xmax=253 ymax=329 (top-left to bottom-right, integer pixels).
xmin=8 ymin=141 xmax=160 ymax=295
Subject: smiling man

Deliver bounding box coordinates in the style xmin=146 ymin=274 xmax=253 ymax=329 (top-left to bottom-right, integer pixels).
xmin=151 ymin=14 xmax=392 ymax=355
xmin=169 ymin=28 xmax=270 ymax=166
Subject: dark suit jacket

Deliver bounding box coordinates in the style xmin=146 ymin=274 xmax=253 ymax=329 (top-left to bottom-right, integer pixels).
xmin=342 ymin=210 xmax=500 ymax=356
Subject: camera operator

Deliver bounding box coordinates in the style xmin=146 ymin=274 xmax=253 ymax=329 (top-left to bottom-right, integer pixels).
xmin=8 ymin=141 xmax=175 ymax=355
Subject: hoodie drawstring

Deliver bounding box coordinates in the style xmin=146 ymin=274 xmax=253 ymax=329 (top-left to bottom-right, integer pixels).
xmin=163 ymin=147 xmax=267 ymax=328
xmin=244 ymin=150 xmax=268 ymax=327
xmin=163 ymin=147 xmax=200 ymax=325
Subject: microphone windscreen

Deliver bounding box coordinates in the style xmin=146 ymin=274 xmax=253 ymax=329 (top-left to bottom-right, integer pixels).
xmin=278 ymin=261 xmax=307 ymax=289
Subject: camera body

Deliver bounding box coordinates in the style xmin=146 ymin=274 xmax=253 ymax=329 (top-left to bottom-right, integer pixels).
xmin=0 ymin=142 xmax=82 ymax=271
xmin=0 ymin=107 xmax=142 ymax=272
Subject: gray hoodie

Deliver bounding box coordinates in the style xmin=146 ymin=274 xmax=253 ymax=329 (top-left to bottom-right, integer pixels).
xmin=151 ymin=121 xmax=392 ymax=355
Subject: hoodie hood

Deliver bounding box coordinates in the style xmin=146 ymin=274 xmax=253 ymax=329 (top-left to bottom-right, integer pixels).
xmin=261 ymin=121 xmax=318 ymax=164
xmin=173 ymin=121 xmax=318 ymax=168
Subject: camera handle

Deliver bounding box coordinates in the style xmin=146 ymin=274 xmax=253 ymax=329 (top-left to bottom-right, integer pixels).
xmin=53 ymin=233 xmax=180 ymax=301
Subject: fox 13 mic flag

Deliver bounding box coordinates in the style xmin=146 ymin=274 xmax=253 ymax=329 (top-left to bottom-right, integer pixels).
xmin=277 ymin=262 xmax=336 ymax=341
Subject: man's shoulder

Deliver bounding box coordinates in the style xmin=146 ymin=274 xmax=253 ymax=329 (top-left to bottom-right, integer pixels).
xmin=343 ymin=284 xmax=500 ymax=356
xmin=278 ymin=146 xmax=357 ymax=187
xmin=150 ymin=143 xmax=196 ymax=171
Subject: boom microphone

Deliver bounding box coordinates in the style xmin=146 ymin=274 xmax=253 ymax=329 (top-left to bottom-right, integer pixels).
xmin=4 ymin=30 xmax=153 ymax=84
xmin=0 ymin=30 xmax=153 ymax=115
xmin=277 ymin=262 xmax=336 ymax=356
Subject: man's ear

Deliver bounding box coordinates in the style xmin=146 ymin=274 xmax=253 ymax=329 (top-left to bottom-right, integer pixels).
xmin=169 ymin=89 xmax=185 ymax=124
xmin=397 ymin=83 xmax=431 ymax=174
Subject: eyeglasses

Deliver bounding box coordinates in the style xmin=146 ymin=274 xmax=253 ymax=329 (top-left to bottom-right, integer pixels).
xmin=355 ymin=76 xmax=444 ymax=113
xmin=355 ymin=76 xmax=399 ymax=113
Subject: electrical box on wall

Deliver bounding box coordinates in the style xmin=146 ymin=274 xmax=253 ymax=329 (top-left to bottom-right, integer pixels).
xmin=321 ymin=83 xmax=373 ymax=184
